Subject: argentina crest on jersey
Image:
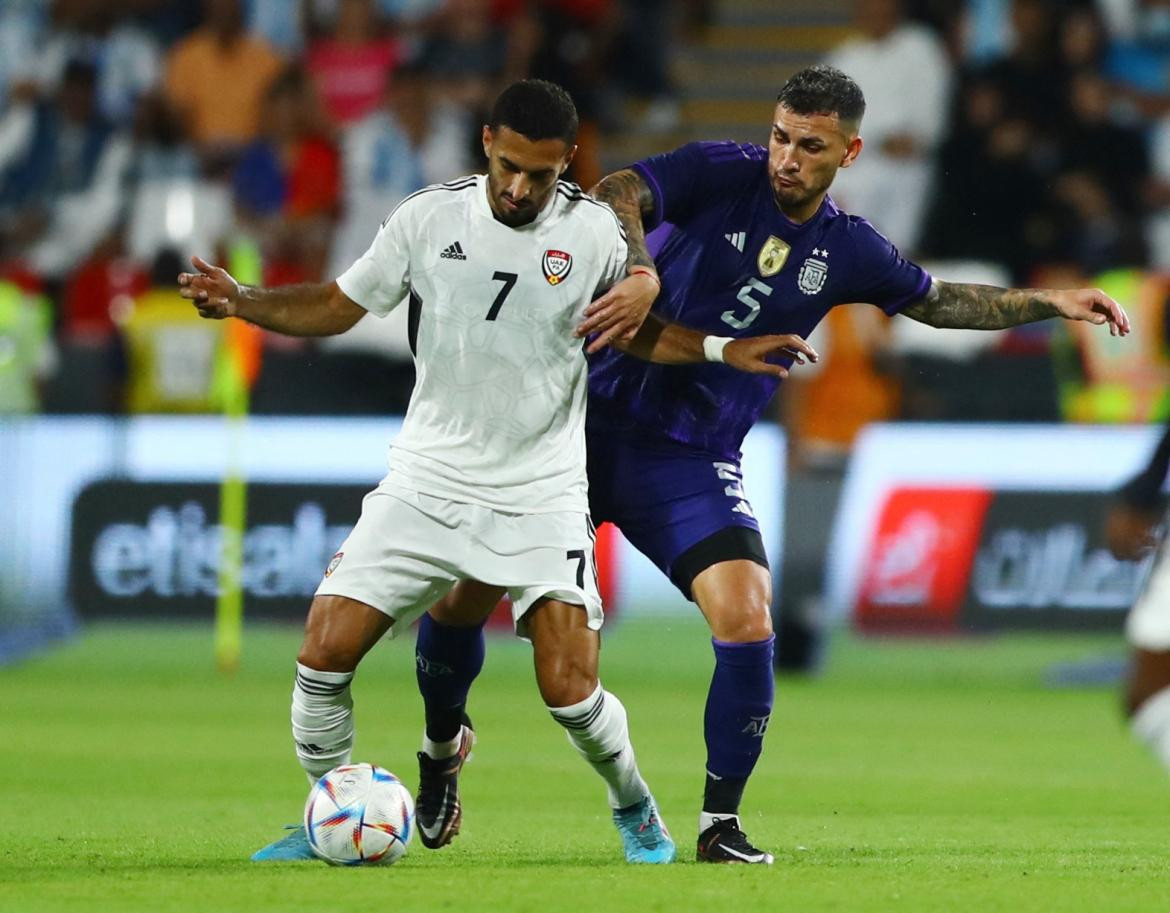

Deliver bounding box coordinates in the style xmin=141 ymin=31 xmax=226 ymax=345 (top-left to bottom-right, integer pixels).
xmin=797 ymin=248 xmax=829 ymax=295
xmin=542 ymin=248 xmax=573 ymax=285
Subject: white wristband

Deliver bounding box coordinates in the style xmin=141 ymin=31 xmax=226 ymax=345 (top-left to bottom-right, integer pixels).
xmin=702 ymin=335 xmax=733 ymax=363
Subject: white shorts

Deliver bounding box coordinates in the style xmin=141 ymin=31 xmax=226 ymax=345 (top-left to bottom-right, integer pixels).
xmin=314 ymin=486 xmax=602 ymax=638
xmin=1128 ymin=536 xmax=1170 ymax=651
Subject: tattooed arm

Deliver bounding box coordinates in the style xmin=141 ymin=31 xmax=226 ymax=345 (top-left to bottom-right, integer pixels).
xmin=902 ymin=279 xmax=1131 ymax=335
xmin=591 ymin=168 xmax=658 ymax=272
xmin=575 ymin=169 xmax=662 ymax=353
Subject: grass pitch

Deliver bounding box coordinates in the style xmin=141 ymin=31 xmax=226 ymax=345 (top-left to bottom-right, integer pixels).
xmin=1 ymin=616 xmax=1166 ymax=913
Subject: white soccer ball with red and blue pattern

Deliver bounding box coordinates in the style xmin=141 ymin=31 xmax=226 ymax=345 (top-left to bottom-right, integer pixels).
xmin=304 ymin=763 xmax=414 ymax=865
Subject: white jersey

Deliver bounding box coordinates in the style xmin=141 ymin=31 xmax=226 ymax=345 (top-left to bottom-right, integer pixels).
xmin=337 ymin=173 xmax=628 ymax=513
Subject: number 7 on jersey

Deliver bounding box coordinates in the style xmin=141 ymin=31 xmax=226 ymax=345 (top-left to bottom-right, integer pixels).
xmin=486 ymin=271 xmax=518 ymax=320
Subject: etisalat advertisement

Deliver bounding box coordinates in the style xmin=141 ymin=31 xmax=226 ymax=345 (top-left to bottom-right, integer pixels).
xmin=0 ymin=416 xmax=785 ymax=624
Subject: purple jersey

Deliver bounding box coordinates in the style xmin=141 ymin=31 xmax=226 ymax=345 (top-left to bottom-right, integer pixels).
xmin=587 ymin=140 xmax=932 ymax=459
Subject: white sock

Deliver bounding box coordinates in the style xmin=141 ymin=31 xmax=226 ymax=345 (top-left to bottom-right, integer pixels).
xmin=291 ymin=662 xmax=355 ymax=784
xmin=699 ymin=811 xmax=739 ymax=834
xmin=421 ymin=732 xmax=462 ymax=760
xmin=549 ymin=683 xmax=648 ymax=809
xmin=1132 ymin=686 xmax=1170 ymax=772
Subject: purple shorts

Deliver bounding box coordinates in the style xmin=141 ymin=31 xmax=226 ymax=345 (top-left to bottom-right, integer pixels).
xmin=586 ymin=433 xmax=768 ymax=599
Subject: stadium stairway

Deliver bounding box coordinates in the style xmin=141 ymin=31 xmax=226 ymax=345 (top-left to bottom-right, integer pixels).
xmin=603 ymin=0 xmax=855 ymax=170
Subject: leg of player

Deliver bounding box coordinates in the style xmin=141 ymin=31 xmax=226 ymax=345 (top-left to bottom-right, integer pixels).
xmin=1126 ymin=648 xmax=1170 ymax=772
xmin=691 ymin=559 xmax=776 ymax=865
xmin=413 ymin=582 xmax=500 ymax=849
xmin=252 ymin=594 xmax=394 ymax=861
xmin=527 ymin=598 xmax=676 ymax=864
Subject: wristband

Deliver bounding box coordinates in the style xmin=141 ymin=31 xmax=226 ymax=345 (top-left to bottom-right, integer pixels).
xmin=628 ymin=266 xmax=661 ymax=289
xmin=702 ymin=335 xmax=733 ymax=363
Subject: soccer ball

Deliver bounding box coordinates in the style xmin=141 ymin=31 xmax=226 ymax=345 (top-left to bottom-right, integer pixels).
xmin=304 ymin=763 xmax=415 ymax=865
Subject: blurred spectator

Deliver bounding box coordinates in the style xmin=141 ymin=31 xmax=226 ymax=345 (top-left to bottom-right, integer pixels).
xmin=975 ymin=0 xmax=1068 ymax=134
xmin=330 ymin=59 xmax=470 ymax=276
xmin=781 ymin=304 xmax=901 ymax=469
xmin=1053 ymin=266 xmax=1170 ymax=422
xmin=164 ymin=0 xmax=284 ymax=156
xmin=248 ymin=0 xmax=306 ymax=54
xmin=0 ymin=2 xmax=45 ymax=110
xmin=0 ymin=59 xmax=132 ymax=281
xmin=125 ymin=91 xmax=233 ymax=268
xmin=610 ymin=0 xmax=681 ymax=131
xmin=824 ymin=0 xmax=952 ymax=254
xmin=0 ymin=279 xmax=56 ymax=414
xmin=307 ymin=0 xmax=400 ymax=127
xmin=231 ymin=65 xmax=340 ymax=285
xmin=1049 ymin=70 xmax=1149 ymax=272
xmin=921 ymin=70 xmax=1049 ymax=278
xmin=320 ymin=59 xmax=473 ymax=413
xmin=421 ymin=0 xmax=514 ymax=112
xmin=37 ymin=3 xmax=161 ymax=127
xmin=505 ymin=0 xmax=619 ymax=189
xmin=120 ymin=249 xmax=229 ymax=413
xmin=233 ymin=66 xmax=341 ymax=224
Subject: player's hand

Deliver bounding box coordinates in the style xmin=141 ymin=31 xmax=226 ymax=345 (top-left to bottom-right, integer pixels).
xmin=1049 ymin=288 xmax=1131 ymax=337
xmin=723 ymin=334 xmax=819 ymax=378
xmin=576 ymin=270 xmax=660 ymax=354
xmin=178 ymin=255 xmax=241 ymax=319
xmin=1105 ymin=503 xmax=1162 ymax=561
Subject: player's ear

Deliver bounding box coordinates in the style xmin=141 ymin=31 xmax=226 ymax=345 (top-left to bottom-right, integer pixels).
xmin=481 ymin=125 xmax=493 ymax=160
xmin=560 ymin=143 xmax=578 ymax=174
xmin=840 ymin=134 xmax=863 ymax=169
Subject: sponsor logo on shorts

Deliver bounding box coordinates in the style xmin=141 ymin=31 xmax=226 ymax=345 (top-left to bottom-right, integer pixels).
xmin=325 ymin=551 xmax=344 ymax=577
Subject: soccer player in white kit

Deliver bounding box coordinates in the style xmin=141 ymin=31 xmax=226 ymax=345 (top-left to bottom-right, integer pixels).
xmin=179 ymin=79 xmax=812 ymax=864
xmin=1107 ymin=423 xmax=1170 ymax=774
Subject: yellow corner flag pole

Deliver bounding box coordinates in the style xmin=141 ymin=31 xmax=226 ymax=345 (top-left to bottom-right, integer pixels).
xmin=212 ymin=241 xmax=263 ymax=673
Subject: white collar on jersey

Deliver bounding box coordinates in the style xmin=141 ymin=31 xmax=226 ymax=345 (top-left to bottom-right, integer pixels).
xmin=473 ymin=173 xmax=559 ymax=229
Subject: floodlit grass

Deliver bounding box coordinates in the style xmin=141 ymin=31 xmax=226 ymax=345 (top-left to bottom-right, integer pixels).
xmin=1 ymin=617 xmax=1166 ymax=913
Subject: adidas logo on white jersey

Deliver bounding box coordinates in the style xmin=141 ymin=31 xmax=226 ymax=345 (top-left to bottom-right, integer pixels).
xmin=725 ymin=231 xmax=746 ymax=252
xmin=440 ymin=241 xmax=467 ymax=260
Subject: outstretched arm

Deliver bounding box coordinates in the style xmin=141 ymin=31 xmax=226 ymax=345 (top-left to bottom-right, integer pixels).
xmin=177 ymin=256 xmax=366 ymax=337
xmin=901 ymin=279 xmax=1131 ymax=335
xmin=577 ymin=168 xmax=661 ymax=352
xmin=615 ymin=313 xmax=818 ymax=378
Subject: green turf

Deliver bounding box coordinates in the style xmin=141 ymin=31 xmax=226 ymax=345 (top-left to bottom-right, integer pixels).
xmin=1 ymin=617 xmax=1166 ymax=913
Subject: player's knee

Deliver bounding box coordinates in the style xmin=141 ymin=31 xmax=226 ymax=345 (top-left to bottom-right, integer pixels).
xmin=702 ymin=582 xmax=773 ymax=643
xmin=298 ymin=619 xmax=366 ymax=672
xmin=714 ymin=607 xmax=773 ymax=644
xmin=297 ymin=639 xmax=363 ymax=673
xmin=1124 ymin=649 xmax=1170 ymax=718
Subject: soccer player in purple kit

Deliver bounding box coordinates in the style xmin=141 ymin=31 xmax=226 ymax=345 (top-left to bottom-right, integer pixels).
xmin=415 ymin=65 xmax=1131 ymax=864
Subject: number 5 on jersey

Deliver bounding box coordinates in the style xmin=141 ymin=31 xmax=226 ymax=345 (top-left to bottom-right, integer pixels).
xmin=486 ymin=271 xmax=518 ymax=320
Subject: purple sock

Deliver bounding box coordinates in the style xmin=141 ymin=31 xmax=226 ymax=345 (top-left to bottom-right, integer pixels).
xmin=415 ymin=613 xmax=485 ymax=742
xmin=703 ymin=635 xmax=775 ymax=814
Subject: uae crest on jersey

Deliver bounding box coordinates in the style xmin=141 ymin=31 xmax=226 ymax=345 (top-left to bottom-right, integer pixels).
xmin=542 ymin=249 xmax=573 ymax=285
xmin=797 ymin=254 xmax=828 ymax=295
xmin=757 ymin=235 xmax=790 ymax=277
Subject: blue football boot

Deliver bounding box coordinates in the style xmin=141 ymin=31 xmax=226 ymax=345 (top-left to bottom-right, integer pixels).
xmin=250 ymin=824 xmax=316 ymax=862
xmin=612 ymin=795 xmax=676 ymax=864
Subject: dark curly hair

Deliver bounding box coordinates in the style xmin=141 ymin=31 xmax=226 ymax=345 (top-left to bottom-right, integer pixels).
xmin=776 ymin=65 xmax=866 ymax=126
xmin=489 ymin=79 xmax=579 ymax=145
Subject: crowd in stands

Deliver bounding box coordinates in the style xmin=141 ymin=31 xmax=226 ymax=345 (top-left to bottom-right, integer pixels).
xmin=0 ymin=0 xmax=687 ymax=415
xmin=786 ymin=0 xmax=1170 ymax=468
xmin=2 ymin=0 xmax=1169 ymax=434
